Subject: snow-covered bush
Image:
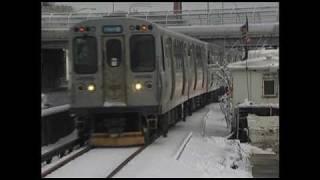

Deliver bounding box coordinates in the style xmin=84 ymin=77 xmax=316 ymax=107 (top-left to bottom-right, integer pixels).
xmin=216 ymin=65 xmax=234 ymax=130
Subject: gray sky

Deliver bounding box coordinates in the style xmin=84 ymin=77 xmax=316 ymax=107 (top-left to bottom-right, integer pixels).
xmin=55 ymin=2 xmax=278 ymax=13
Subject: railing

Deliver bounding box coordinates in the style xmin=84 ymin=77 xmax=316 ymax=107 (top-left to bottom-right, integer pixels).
xmin=42 ymin=6 xmax=278 ymax=30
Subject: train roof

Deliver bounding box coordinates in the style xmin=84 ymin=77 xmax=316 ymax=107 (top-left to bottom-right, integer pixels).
xmin=74 ymin=16 xmax=211 ymax=47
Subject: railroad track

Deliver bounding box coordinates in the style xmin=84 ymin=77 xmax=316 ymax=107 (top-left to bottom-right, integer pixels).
xmin=41 ymin=145 xmax=92 ymax=177
xmin=105 ymin=134 xmax=160 ymax=178
xmin=106 ymin=145 xmax=147 ymax=178
xmin=42 ymin=134 xmax=159 ymax=178
xmin=41 ymin=138 xmax=84 ymax=165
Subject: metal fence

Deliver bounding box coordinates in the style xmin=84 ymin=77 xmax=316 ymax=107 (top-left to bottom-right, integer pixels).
xmin=42 ymin=6 xmax=279 ymax=30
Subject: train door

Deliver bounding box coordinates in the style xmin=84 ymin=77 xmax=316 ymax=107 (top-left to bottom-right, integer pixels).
xmin=102 ymin=36 xmax=126 ymax=106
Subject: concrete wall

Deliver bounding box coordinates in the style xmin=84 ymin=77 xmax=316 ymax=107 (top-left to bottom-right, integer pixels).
xmin=42 ymin=110 xmax=75 ymax=146
xmin=231 ymin=70 xmax=279 ymax=105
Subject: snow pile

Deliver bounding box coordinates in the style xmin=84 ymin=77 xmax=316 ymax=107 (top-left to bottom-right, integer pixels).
xmin=240 ymin=143 xmax=275 ymax=155
xmin=238 ymin=98 xmax=254 ymax=106
xmin=247 ymin=114 xmax=279 ymax=153
xmin=179 ymin=136 xmax=252 ymax=178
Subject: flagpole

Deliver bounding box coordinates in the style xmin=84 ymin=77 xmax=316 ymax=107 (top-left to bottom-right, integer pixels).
xmin=245 ymin=14 xmax=249 ymax=100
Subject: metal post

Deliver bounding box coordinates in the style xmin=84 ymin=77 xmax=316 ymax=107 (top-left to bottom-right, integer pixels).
xmin=113 ymin=2 xmax=114 ymax=13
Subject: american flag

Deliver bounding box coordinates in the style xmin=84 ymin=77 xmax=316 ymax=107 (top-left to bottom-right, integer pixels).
xmin=241 ymin=16 xmax=250 ymax=43
xmin=241 ymin=16 xmax=248 ymax=32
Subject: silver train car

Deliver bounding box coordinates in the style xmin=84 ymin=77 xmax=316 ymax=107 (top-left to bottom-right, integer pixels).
xmin=69 ymin=17 xmax=242 ymax=146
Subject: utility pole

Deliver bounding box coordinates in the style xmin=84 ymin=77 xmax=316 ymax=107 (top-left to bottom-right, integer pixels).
xmin=113 ymin=2 xmax=114 ymax=13
xmin=207 ymin=2 xmax=209 ymax=24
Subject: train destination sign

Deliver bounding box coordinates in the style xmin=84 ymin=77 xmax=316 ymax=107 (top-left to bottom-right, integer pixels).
xmin=103 ymin=25 xmax=123 ymax=33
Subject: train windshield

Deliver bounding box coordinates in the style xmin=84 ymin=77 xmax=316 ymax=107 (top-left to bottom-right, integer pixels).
xmin=73 ymin=37 xmax=97 ymax=74
xmin=130 ymin=35 xmax=155 ymax=72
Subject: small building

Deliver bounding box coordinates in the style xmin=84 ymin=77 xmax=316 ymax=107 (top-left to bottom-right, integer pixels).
xmin=227 ymin=50 xmax=279 ymax=142
xmin=227 ymin=54 xmax=279 ymax=106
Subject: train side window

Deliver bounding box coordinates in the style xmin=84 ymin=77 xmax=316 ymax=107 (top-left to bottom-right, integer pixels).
xmin=166 ymin=38 xmax=172 ymax=65
xmin=106 ymin=39 xmax=121 ymax=67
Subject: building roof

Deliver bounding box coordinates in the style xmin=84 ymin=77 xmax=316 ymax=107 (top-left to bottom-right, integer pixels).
xmin=227 ymin=55 xmax=278 ymax=71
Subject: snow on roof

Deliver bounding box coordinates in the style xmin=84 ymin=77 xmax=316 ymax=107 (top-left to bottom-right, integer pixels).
xmin=248 ymin=48 xmax=279 ymax=59
xmin=227 ymin=55 xmax=278 ymax=71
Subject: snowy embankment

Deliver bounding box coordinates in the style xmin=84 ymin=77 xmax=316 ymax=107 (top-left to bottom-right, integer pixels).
xmin=43 ymin=103 xmax=270 ymax=178
xmin=115 ymin=103 xmax=253 ymax=178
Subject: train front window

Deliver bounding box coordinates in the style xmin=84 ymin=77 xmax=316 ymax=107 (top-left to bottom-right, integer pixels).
xmin=106 ymin=39 xmax=122 ymax=67
xmin=130 ymin=35 xmax=155 ymax=72
xmin=73 ymin=37 xmax=97 ymax=74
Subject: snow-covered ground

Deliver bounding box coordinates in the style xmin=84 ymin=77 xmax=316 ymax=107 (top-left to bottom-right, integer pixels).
xmin=45 ymin=147 xmax=139 ymax=178
xmin=115 ymin=103 xmax=252 ymax=178
xmin=43 ymin=103 xmax=275 ymax=178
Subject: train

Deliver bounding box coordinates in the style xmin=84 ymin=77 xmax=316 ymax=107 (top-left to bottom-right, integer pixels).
xmin=69 ymin=17 xmax=242 ymax=146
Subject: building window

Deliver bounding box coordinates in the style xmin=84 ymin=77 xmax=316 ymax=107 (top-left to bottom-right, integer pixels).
xmin=263 ymin=79 xmax=277 ymax=97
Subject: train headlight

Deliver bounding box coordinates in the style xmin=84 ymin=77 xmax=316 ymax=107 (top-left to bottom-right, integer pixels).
xmin=135 ymin=83 xmax=142 ymax=90
xmin=87 ymin=84 xmax=96 ymax=92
